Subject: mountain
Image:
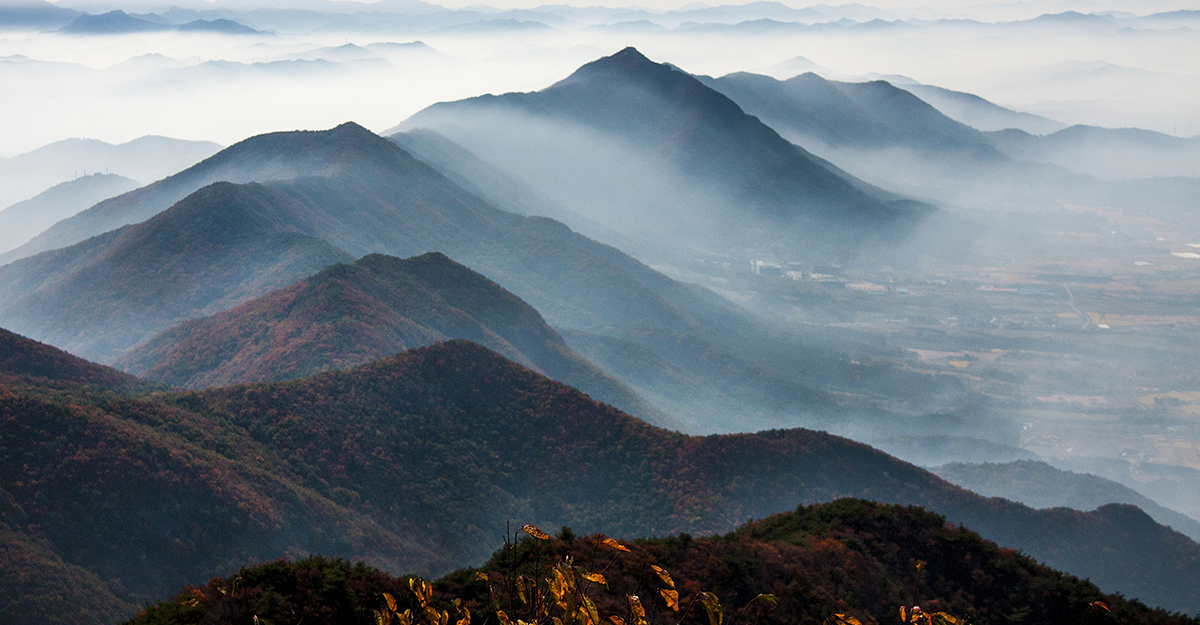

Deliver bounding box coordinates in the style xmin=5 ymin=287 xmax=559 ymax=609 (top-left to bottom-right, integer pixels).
xmin=0 ymin=123 xmax=395 ymax=264
xmin=985 ymin=124 xmax=1200 ymax=179
xmin=129 ymin=501 xmax=1200 ymax=625
xmin=395 ymin=47 xmax=929 ymax=258
xmin=57 ymin=10 xmax=173 ymax=34
xmin=701 ymin=71 xmax=998 ymax=154
xmin=897 ymin=83 xmax=1068 ymax=134
xmin=934 ymin=460 xmax=1200 ymax=542
xmin=0 ymin=135 xmax=220 ymax=221
xmin=3 ymin=335 xmax=1200 ymax=623
xmin=0 ymin=181 xmax=354 ymax=363
xmin=176 ymin=18 xmax=263 ymax=34
xmin=0 ymin=173 xmax=138 ymax=254
xmin=0 ymin=0 xmax=80 ymax=30
xmin=0 ymin=327 xmax=147 ymax=392
xmin=114 ymin=252 xmax=670 ymax=426
xmin=0 ymin=332 xmax=445 ymax=624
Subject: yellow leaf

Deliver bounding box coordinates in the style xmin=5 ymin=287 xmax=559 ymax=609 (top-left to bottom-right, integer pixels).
xmin=659 ymin=589 xmax=679 ymax=612
xmin=497 ymin=611 xmax=512 ymax=625
xmin=474 ymin=572 xmax=489 ymax=583
xmin=385 ymin=593 xmax=399 ymax=613
xmin=456 ymin=608 xmax=471 ymax=625
xmin=517 ymin=576 xmax=528 ymax=606
xmin=900 ymin=607 xmax=908 ymax=624
xmin=609 ymin=617 xmax=626 ymax=625
xmin=582 ymin=572 xmax=608 ymax=587
xmin=521 ymin=524 xmax=551 ymax=540
xmin=375 ymin=610 xmax=387 ymax=625
xmin=752 ymin=595 xmax=779 ymax=607
xmin=398 ymin=610 xmax=412 ymax=625
xmin=583 ymin=595 xmax=601 ymax=625
xmin=930 ymin=613 xmax=963 ymax=625
xmin=650 ymin=565 xmax=674 ymax=589
xmin=425 ymin=607 xmax=442 ymax=624
xmin=602 ymin=538 xmax=631 ymax=552
xmin=825 ymin=614 xmax=862 ymax=625
xmin=699 ymin=592 xmax=723 ymax=625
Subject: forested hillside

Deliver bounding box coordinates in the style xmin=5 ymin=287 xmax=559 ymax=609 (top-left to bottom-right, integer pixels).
xmin=127 ymin=501 xmax=1200 ymax=625
xmin=2 ymin=332 xmax=1199 ymax=623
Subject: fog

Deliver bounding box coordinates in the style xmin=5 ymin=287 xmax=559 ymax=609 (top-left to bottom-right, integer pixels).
xmin=3 ymin=0 xmax=1200 ymax=526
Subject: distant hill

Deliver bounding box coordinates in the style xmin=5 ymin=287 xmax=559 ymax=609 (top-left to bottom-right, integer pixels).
xmin=129 ymin=501 xmax=1200 ymax=625
xmin=934 ymin=460 xmax=1200 ymax=542
xmin=57 ymin=10 xmax=173 ymax=34
xmin=897 ymin=83 xmax=1067 ymax=134
xmin=0 ymin=135 xmax=220 ymax=222
xmin=701 ymin=71 xmax=999 ymax=155
xmin=0 ymin=181 xmax=354 ymax=363
xmin=115 ymin=252 xmax=670 ymax=426
xmin=986 ymin=124 xmax=1200 ymax=179
xmin=55 ymin=11 xmax=262 ymax=35
xmin=176 ymin=18 xmax=263 ymax=34
xmin=0 ymin=173 xmax=138 ymax=254
xmin=396 ymin=47 xmax=929 ymax=258
xmin=2 ymin=336 xmax=1200 ymax=622
xmin=0 ymin=0 xmax=80 ymax=30
xmin=0 ymin=123 xmax=395 ymax=264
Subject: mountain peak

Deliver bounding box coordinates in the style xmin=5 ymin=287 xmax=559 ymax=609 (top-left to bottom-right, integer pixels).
xmin=554 ymin=46 xmax=686 ymax=90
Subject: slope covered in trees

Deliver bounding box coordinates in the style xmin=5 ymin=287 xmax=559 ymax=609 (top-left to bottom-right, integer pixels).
xmin=129 ymin=501 xmax=1200 ymax=625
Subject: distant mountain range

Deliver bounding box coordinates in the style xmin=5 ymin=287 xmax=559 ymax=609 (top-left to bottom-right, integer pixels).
xmin=395 ymin=47 xmax=931 ymax=259
xmin=700 ymin=71 xmax=1000 ymax=154
xmin=0 ymin=0 xmax=79 ymax=30
xmin=57 ymin=10 xmax=264 ymax=35
xmin=935 ymin=460 xmax=1200 ymax=541
xmin=2 ymin=332 xmax=1200 ymax=623
xmin=0 ymin=173 xmax=138 ymax=254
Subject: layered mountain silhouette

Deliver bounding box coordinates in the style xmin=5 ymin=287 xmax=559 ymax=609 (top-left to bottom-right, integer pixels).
xmin=115 ymin=252 xmax=669 ymax=425
xmin=1 ymin=121 xmax=947 ymax=434
xmin=0 ymin=123 xmax=399 ymax=264
xmin=396 ymin=47 xmax=930 ymax=256
xmin=0 ymin=181 xmax=353 ymax=363
xmin=0 ymin=173 xmax=138 ymax=254
xmin=2 ymin=333 xmax=1200 ymax=623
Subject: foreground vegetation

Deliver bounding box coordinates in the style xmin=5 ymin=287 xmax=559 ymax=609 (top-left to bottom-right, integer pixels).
xmin=126 ymin=501 xmax=1198 ymax=625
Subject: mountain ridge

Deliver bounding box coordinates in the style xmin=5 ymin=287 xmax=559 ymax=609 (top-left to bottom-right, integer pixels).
xmin=114 ymin=251 xmax=673 ymax=427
